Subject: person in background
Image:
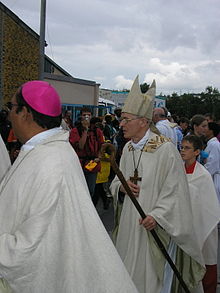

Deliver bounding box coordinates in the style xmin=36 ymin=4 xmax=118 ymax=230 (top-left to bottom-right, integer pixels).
xmin=63 ymin=109 xmax=73 ymax=129
xmin=69 ymin=108 xmax=104 ymax=198
xmin=189 ymin=114 xmax=208 ymax=138
xmin=153 ymin=107 xmax=178 ymax=146
xmin=0 ymin=109 xmax=11 ymax=144
xmin=189 ymin=114 xmax=209 ymax=164
xmin=181 ymin=135 xmax=220 ymax=293
xmin=103 ymin=114 xmax=116 ymax=143
xmin=61 ymin=113 xmax=70 ymax=131
xmin=0 ymin=134 xmax=10 ymax=183
xmin=166 ymin=111 xmax=174 ymax=122
xmin=204 ymin=113 xmax=215 ymax=123
xmin=204 ymin=122 xmax=220 ymax=203
xmin=112 ymin=108 xmax=122 ymax=131
xmin=171 ymin=114 xmax=179 ymax=124
xmin=93 ymin=147 xmax=111 ymax=210
xmin=0 ymin=80 xmax=138 ymax=293
xmin=216 ymin=120 xmax=220 ymax=142
xmin=178 ymin=117 xmax=190 ymax=135
xmin=175 ymin=117 xmax=190 ymax=151
xmin=88 ymin=117 xmax=111 ymax=210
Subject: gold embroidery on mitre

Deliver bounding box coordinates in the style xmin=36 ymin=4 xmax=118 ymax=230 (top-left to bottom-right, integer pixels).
xmin=128 ymin=135 xmax=170 ymax=153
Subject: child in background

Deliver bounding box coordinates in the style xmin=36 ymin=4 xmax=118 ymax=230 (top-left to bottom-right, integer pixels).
xmin=180 ymin=135 xmax=220 ymax=293
xmin=92 ymin=148 xmax=111 ymax=210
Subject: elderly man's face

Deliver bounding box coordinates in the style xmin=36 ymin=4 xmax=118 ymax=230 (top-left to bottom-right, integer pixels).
xmin=120 ymin=113 xmax=147 ymax=140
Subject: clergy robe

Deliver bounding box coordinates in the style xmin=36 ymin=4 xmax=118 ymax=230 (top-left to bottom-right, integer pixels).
xmin=186 ymin=161 xmax=220 ymax=264
xmin=110 ymin=131 xmax=205 ymax=293
xmin=204 ymin=137 xmax=220 ymax=203
xmin=186 ymin=161 xmax=220 ymax=293
xmin=0 ymin=130 xmax=138 ymax=293
xmin=0 ymin=135 xmax=10 ymax=182
xmin=156 ymin=119 xmax=177 ymax=146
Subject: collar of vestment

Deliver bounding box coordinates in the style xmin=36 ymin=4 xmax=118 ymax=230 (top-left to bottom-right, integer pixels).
xmin=21 ymin=127 xmax=63 ymax=151
xmin=130 ymin=129 xmax=150 ymax=150
xmin=128 ymin=131 xmax=170 ymax=153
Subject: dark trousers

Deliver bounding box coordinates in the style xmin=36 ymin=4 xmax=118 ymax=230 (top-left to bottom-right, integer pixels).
xmin=202 ymin=264 xmax=217 ymax=293
xmin=92 ymin=183 xmax=109 ymax=209
xmin=83 ymin=171 xmax=97 ymax=198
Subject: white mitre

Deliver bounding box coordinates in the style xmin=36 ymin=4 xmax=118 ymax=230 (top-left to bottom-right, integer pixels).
xmin=122 ymin=75 xmax=156 ymax=120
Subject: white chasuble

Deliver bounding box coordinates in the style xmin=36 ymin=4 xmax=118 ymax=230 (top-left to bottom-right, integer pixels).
xmin=0 ymin=130 xmax=138 ymax=293
xmin=111 ymin=131 xmax=205 ymax=293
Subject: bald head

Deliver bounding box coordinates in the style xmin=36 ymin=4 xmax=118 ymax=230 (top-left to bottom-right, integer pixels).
xmin=153 ymin=108 xmax=166 ymax=123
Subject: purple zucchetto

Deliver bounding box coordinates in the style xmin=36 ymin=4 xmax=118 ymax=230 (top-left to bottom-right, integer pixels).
xmin=22 ymin=81 xmax=61 ymax=117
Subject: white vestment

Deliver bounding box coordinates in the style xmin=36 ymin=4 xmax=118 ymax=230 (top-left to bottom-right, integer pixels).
xmin=0 ymin=135 xmax=10 ymax=183
xmin=156 ymin=120 xmax=177 ymax=146
xmin=111 ymin=131 xmax=205 ymax=293
xmin=0 ymin=130 xmax=138 ymax=293
xmin=204 ymin=137 xmax=220 ymax=203
xmin=186 ymin=162 xmax=220 ymax=264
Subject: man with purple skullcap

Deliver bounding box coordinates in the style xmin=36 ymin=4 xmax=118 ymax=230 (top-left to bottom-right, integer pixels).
xmin=0 ymin=81 xmax=138 ymax=293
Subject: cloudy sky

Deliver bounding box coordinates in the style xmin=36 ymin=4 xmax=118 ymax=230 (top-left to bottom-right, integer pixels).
xmin=2 ymin=0 xmax=220 ymax=94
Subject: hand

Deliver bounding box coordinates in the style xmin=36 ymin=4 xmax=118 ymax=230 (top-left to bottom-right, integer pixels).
xmin=81 ymin=119 xmax=90 ymax=130
xmin=139 ymin=215 xmax=157 ymax=231
xmin=120 ymin=179 xmax=140 ymax=197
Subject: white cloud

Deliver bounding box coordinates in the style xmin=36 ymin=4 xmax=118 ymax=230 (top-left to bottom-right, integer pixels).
xmin=1 ymin=0 xmax=220 ymax=94
xmin=114 ymin=75 xmax=133 ymax=90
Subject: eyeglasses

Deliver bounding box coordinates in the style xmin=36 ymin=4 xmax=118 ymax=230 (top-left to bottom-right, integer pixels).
xmin=119 ymin=117 xmax=140 ymax=124
xmin=180 ymin=146 xmax=194 ymax=151
xmin=4 ymin=102 xmax=18 ymax=111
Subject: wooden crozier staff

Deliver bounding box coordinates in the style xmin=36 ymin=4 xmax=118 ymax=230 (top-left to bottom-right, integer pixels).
xmin=100 ymin=143 xmax=191 ymax=293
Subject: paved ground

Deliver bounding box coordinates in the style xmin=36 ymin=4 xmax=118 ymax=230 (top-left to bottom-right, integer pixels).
xmin=96 ymin=197 xmax=114 ymax=235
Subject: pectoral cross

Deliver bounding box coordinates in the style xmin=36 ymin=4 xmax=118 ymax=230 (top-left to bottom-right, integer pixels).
xmin=130 ymin=168 xmax=142 ymax=185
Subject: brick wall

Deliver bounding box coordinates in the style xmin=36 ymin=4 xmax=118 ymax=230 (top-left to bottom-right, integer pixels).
xmin=1 ymin=11 xmax=40 ymax=103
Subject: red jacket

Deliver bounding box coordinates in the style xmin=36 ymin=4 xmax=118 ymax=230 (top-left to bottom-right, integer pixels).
xmin=69 ymin=127 xmax=104 ymax=172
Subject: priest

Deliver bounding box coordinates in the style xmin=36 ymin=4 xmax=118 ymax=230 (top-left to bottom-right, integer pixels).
xmin=110 ymin=76 xmax=205 ymax=293
xmin=0 ymin=81 xmax=138 ymax=293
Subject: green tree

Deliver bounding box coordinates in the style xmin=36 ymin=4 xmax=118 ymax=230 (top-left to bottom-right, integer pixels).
xmin=165 ymin=86 xmax=220 ymax=119
xmin=140 ymin=83 xmax=150 ymax=93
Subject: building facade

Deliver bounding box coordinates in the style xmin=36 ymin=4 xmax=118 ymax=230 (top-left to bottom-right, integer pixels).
xmin=0 ymin=2 xmax=99 ymax=113
xmin=100 ymin=88 xmax=166 ymax=109
xmin=0 ymin=2 xmax=39 ymax=106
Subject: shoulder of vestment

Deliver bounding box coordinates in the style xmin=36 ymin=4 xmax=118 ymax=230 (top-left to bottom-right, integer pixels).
xmin=127 ymin=134 xmax=170 ymax=153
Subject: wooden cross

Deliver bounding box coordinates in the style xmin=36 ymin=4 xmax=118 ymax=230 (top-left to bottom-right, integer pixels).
xmin=130 ymin=168 xmax=142 ymax=185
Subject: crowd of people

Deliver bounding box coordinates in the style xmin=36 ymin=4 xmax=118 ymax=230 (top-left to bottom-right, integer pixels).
xmin=0 ymin=77 xmax=220 ymax=293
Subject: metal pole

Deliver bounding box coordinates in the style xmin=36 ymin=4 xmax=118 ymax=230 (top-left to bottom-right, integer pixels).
xmin=39 ymin=0 xmax=46 ymax=80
